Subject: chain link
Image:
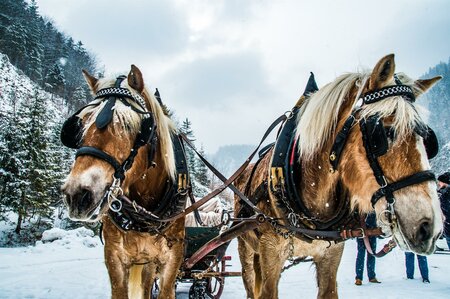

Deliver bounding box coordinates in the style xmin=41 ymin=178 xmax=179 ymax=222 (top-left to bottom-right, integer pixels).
xmin=276 ymin=183 xmax=319 ymax=227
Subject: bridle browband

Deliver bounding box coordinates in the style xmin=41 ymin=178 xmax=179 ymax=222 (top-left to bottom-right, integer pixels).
xmin=329 ymin=75 xmax=436 ymax=222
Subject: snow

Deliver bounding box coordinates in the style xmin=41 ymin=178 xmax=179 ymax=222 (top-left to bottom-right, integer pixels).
xmin=1 ymin=229 xmax=449 ymax=299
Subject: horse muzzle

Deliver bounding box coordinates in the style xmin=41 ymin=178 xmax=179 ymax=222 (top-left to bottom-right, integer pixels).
xmin=62 ymin=185 xmax=108 ymax=222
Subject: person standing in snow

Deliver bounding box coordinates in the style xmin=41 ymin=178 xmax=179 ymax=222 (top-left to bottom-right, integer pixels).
xmin=438 ymin=172 xmax=450 ymax=249
xmin=355 ymin=213 xmax=381 ymax=285
xmin=405 ymin=252 xmax=430 ymax=283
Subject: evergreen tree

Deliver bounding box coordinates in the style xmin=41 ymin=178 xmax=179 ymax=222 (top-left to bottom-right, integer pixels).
xmin=72 ymin=86 xmax=88 ymax=108
xmin=422 ymin=58 xmax=450 ymax=143
xmin=196 ymin=145 xmax=211 ymax=187
xmin=1 ymin=92 xmax=56 ymax=234
xmin=0 ymin=105 xmax=28 ymax=233
xmin=44 ymin=63 xmax=66 ymax=96
xmin=179 ymin=118 xmax=197 ymax=178
xmin=24 ymin=0 xmax=44 ymax=82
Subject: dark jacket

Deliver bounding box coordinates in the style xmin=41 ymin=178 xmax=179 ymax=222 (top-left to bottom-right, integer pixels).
xmin=365 ymin=212 xmax=377 ymax=229
xmin=439 ymin=186 xmax=450 ymax=236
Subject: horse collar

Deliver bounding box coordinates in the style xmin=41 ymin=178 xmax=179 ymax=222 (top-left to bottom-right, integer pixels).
xmin=269 ymin=106 xmax=350 ymax=231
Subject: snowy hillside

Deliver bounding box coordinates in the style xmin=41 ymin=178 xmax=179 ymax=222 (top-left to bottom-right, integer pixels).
xmin=431 ymin=141 xmax=450 ymax=175
xmin=0 ymin=228 xmax=449 ymax=299
xmin=0 ymin=53 xmax=65 ymax=117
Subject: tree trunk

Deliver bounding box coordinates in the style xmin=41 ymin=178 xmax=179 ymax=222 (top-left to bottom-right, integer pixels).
xmin=15 ymin=212 xmax=22 ymax=234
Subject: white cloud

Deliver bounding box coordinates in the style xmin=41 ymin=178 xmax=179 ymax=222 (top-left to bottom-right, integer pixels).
xmin=36 ymin=0 xmax=450 ymax=152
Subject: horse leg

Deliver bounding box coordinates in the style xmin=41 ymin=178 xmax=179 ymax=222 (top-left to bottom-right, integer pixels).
xmin=253 ymin=253 xmax=263 ymax=297
xmin=142 ymin=263 xmax=157 ymax=299
xmin=157 ymin=244 xmax=184 ymax=299
xmin=238 ymin=237 xmax=257 ymax=298
xmin=104 ymin=252 xmax=129 ymax=299
xmin=258 ymin=234 xmax=287 ymax=299
xmin=314 ymin=243 xmax=344 ymax=299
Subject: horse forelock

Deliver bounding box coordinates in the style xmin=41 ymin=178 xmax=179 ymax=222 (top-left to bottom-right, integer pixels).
xmin=80 ymin=77 xmax=177 ymax=181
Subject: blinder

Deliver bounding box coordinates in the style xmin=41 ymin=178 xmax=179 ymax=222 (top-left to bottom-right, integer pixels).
xmin=364 ymin=116 xmax=438 ymax=160
xmin=364 ymin=115 xmax=389 ymax=157
xmin=60 ymin=107 xmax=85 ymax=149
xmin=417 ymin=126 xmax=438 ymax=159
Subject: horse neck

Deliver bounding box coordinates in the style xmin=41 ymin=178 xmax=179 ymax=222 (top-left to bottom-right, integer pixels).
xmin=127 ymin=144 xmax=171 ymax=210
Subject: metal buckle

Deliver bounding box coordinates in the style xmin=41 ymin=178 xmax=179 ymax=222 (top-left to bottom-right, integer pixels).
xmin=270 ymin=167 xmax=284 ymax=189
xmin=178 ymin=173 xmax=187 ymax=192
xmin=356 ymin=228 xmax=365 ymax=238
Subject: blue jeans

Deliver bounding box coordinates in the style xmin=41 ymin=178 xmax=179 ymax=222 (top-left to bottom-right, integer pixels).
xmin=445 ymin=236 xmax=450 ymax=250
xmin=355 ymin=237 xmax=376 ymax=280
xmin=405 ymin=252 xmax=429 ymax=280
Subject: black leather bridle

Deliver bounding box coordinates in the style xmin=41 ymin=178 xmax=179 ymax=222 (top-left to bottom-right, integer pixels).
xmin=329 ymin=76 xmax=436 ymax=222
xmin=61 ymin=76 xmax=157 ymax=182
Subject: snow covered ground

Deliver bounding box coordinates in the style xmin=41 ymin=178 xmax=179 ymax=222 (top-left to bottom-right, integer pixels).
xmin=0 ymin=228 xmax=449 ymax=299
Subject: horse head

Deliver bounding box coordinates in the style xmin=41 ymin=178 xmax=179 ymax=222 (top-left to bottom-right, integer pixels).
xmin=61 ymin=65 xmax=176 ymax=222
xmin=297 ymin=54 xmax=443 ymax=254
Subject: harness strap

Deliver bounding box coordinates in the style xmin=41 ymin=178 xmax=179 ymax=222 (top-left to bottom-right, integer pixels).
xmin=371 ymin=170 xmax=436 ymax=207
xmin=155 ymin=113 xmax=288 ymax=223
xmin=272 ymin=220 xmax=384 ymax=240
xmin=361 ymin=85 xmax=415 ymax=104
xmin=76 ymin=146 xmax=124 ymax=180
xmin=329 ymin=115 xmax=356 ymax=172
xmin=360 ymin=216 xmax=397 ymax=257
xmin=359 ymin=117 xmax=388 ymax=187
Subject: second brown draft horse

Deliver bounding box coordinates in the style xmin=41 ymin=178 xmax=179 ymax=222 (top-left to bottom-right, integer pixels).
xmin=235 ymin=54 xmax=443 ymax=299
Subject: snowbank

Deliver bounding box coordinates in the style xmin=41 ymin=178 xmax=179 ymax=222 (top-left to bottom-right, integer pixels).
xmin=38 ymin=227 xmax=100 ymax=249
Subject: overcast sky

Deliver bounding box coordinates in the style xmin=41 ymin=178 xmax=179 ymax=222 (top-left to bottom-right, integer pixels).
xmin=36 ymin=0 xmax=450 ymax=153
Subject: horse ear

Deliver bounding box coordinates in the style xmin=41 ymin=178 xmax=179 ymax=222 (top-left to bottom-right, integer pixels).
xmin=82 ymin=69 xmax=98 ymax=92
xmin=128 ymin=64 xmax=144 ymax=93
xmin=414 ymin=76 xmax=442 ymax=97
xmin=369 ymin=54 xmax=396 ymax=90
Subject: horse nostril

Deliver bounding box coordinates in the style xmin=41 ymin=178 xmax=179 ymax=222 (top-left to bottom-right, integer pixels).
xmin=416 ymin=221 xmax=432 ymax=243
xmin=73 ymin=189 xmax=94 ymax=212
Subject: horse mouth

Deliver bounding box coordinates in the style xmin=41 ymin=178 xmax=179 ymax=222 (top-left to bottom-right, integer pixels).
xmin=67 ymin=187 xmax=110 ymax=222
xmin=392 ymin=217 xmax=437 ymax=255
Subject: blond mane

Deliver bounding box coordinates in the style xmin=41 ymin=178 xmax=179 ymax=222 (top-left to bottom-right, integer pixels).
xmin=79 ymin=77 xmax=177 ymax=180
xmin=295 ymin=72 xmax=426 ymax=161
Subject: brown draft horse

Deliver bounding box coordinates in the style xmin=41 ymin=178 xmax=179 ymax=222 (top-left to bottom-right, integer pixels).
xmin=61 ymin=66 xmax=184 ymax=299
xmin=235 ymin=54 xmax=443 ymax=299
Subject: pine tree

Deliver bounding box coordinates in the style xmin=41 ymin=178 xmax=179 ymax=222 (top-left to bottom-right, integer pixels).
xmin=0 ymin=104 xmax=28 ymax=233
xmin=24 ymin=0 xmax=44 ymax=82
xmin=72 ymin=86 xmax=88 ymax=108
xmin=44 ymin=63 xmax=66 ymax=96
xmin=2 ymin=92 xmax=57 ymax=234
xmin=179 ymin=118 xmax=197 ymax=178
xmin=196 ymin=145 xmax=211 ymax=187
